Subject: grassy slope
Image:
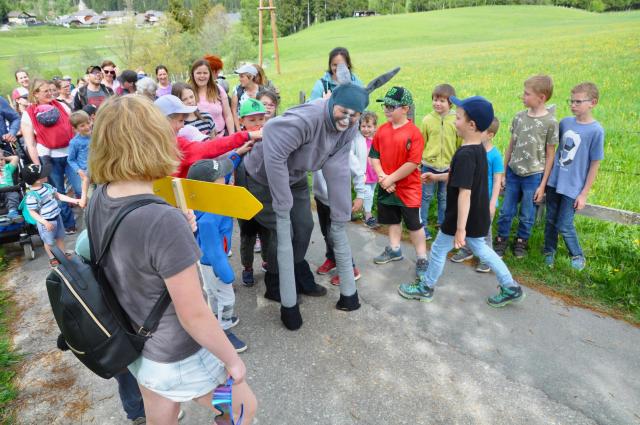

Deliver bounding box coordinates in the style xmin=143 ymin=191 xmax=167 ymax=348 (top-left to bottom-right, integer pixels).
xmin=262 ymin=6 xmax=640 ymax=322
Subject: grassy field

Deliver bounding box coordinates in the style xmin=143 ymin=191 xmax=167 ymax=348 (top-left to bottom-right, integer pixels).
xmin=0 ymin=8 xmax=638 ymax=313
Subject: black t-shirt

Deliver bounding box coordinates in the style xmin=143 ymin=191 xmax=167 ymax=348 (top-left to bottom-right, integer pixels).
xmin=441 ymin=143 xmax=490 ymax=238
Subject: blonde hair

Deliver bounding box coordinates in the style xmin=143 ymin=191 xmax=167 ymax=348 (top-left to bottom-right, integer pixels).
xmin=525 ymin=75 xmax=553 ymax=101
xmin=70 ymin=110 xmax=90 ymax=128
xmin=28 ymin=79 xmax=50 ymax=104
xmin=89 ymin=95 xmax=179 ymax=184
xmin=486 ymin=117 xmax=500 ymax=135
xmin=571 ymin=82 xmax=599 ymax=101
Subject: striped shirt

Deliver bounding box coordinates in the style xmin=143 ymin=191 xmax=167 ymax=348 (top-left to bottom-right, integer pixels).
xmin=185 ymin=111 xmax=215 ymax=136
xmin=26 ymin=184 xmax=60 ymax=220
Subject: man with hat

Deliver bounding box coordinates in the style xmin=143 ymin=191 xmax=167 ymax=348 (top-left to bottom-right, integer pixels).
xmin=240 ymin=82 xmax=371 ymax=330
xmin=116 ymin=70 xmax=139 ymax=96
xmin=72 ymin=65 xmax=114 ymax=111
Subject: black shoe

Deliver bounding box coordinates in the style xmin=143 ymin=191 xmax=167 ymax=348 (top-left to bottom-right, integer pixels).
xmin=513 ymin=238 xmax=528 ymax=258
xmin=493 ymin=236 xmax=508 ymax=257
xmin=301 ymin=284 xmax=327 ymax=297
xmin=336 ymin=292 xmax=361 ymax=311
xmin=281 ymin=304 xmax=303 ymax=330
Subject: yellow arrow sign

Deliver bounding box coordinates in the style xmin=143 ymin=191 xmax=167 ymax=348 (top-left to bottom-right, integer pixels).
xmin=153 ymin=177 xmax=262 ymax=220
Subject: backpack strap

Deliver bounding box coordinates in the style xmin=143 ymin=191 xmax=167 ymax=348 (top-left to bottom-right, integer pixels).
xmin=86 ymin=196 xmax=172 ymax=337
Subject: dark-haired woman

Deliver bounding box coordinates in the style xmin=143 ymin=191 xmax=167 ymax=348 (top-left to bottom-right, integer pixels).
xmin=155 ymin=65 xmax=172 ymax=98
xmin=309 ymin=47 xmax=362 ymax=101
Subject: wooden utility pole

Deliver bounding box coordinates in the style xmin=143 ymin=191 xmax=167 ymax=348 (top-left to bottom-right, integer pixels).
xmin=257 ymin=0 xmax=281 ymax=74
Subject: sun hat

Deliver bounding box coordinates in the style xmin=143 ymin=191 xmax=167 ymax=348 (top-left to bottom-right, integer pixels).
xmin=234 ymin=64 xmax=258 ymax=77
xmin=154 ymin=95 xmax=197 ymax=116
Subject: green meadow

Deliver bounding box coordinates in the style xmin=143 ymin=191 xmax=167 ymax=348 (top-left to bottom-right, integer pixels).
xmin=0 ymin=6 xmax=638 ymax=316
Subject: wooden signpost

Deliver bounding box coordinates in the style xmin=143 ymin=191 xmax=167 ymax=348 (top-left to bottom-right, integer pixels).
xmin=258 ymin=0 xmax=281 ymax=74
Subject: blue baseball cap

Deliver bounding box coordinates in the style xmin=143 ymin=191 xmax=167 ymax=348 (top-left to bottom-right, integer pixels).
xmin=450 ymin=96 xmax=494 ymax=132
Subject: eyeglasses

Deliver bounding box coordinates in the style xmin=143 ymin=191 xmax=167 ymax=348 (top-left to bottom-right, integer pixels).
xmin=382 ymin=104 xmax=400 ymax=112
xmin=567 ymin=99 xmax=591 ymax=105
xmin=90 ymin=70 xmax=102 ymax=76
xmin=212 ymin=378 xmax=244 ymax=425
xmin=103 ymin=70 xmax=116 ymax=75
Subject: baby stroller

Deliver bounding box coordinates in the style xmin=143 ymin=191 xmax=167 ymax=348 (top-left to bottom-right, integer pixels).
xmin=0 ymin=140 xmax=38 ymax=260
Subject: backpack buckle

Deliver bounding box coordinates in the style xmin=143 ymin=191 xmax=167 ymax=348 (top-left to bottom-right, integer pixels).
xmin=137 ymin=326 xmax=152 ymax=337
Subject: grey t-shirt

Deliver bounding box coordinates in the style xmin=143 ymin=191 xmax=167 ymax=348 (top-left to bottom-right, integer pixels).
xmin=509 ymin=109 xmax=559 ymax=176
xmin=547 ymin=117 xmax=604 ymax=199
xmin=87 ymin=185 xmax=202 ymax=363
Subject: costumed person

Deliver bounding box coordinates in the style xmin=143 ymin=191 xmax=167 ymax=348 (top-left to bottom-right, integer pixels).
xmin=239 ymin=65 xmax=399 ymax=330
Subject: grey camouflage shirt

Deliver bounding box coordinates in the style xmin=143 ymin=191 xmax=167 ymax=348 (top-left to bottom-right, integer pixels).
xmin=508 ymin=109 xmax=559 ymax=176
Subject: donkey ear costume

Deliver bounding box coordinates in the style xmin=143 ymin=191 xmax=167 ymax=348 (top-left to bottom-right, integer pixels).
xmin=239 ymin=67 xmax=400 ymax=330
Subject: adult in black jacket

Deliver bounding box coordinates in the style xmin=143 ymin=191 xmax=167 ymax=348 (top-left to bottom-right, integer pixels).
xmin=73 ymin=65 xmax=114 ymax=111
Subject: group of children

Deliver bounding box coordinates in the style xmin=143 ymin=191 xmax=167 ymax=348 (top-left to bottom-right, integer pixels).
xmin=357 ymin=75 xmax=603 ymax=307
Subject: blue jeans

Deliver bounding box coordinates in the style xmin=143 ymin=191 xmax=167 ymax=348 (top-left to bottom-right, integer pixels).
xmin=420 ymin=165 xmax=447 ymax=226
xmin=425 ymin=230 xmax=518 ymax=289
xmin=42 ymin=156 xmax=81 ymax=230
xmin=496 ymin=168 xmax=542 ymax=240
xmin=114 ymin=370 xmax=145 ymax=420
xmin=543 ymin=186 xmax=583 ymax=257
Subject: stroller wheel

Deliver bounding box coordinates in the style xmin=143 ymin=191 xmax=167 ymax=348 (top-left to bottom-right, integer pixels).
xmin=23 ymin=243 xmax=35 ymax=260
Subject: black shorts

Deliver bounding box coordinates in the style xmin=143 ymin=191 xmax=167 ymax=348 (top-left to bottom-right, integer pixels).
xmin=377 ymin=202 xmax=422 ymax=231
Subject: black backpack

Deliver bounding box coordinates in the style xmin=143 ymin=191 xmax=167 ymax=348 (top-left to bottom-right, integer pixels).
xmin=46 ymin=198 xmax=172 ymax=379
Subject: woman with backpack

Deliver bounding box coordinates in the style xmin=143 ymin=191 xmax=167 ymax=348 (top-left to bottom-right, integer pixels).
xmin=21 ymin=78 xmax=81 ymax=234
xmin=86 ymin=95 xmax=256 ymax=425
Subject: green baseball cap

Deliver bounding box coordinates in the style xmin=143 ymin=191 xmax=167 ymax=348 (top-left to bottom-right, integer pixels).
xmin=376 ymin=86 xmax=413 ymax=107
xmin=239 ymin=98 xmax=266 ymax=117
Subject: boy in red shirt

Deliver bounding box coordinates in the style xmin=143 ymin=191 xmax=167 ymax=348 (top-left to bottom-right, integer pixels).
xmin=369 ymin=86 xmax=427 ymax=283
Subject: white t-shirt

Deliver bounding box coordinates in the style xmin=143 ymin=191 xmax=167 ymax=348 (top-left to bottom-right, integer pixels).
xmin=21 ymin=102 xmax=71 ymax=158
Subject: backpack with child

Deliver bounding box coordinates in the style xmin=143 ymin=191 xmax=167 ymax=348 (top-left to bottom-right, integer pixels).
xmin=45 ymin=198 xmax=172 ymax=379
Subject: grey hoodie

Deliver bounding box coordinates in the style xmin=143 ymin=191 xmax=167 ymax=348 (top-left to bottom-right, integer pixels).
xmin=243 ymin=99 xmax=358 ymax=222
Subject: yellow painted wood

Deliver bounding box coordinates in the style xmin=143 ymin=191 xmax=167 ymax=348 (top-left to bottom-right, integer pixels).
xmin=153 ymin=177 xmax=263 ymax=219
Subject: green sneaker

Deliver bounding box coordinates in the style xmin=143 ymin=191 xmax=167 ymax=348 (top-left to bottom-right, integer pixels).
xmin=398 ymin=279 xmax=434 ymax=302
xmin=543 ymin=252 xmax=555 ymax=268
xmin=487 ymin=285 xmax=525 ymax=308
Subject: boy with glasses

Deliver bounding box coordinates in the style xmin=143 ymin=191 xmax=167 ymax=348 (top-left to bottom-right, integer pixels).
xmin=370 ymin=87 xmax=428 ymax=285
xmin=543 ymin=82 xmax=604 ymax=271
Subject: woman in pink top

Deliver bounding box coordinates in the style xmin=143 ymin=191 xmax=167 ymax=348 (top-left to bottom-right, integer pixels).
xmin=189 ymin=59 xmax=234 ymax=137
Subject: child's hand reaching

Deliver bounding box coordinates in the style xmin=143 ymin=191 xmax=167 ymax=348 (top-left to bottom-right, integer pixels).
xmin=79 ymin=197 xmax=87 ymax=209
xmin=248 ymin=129 xmax=262 ymax=141
xmin=236 ymin=140 xmax=255 ymax=155
xmin=78 ymin=170 xmax=87 ymax=181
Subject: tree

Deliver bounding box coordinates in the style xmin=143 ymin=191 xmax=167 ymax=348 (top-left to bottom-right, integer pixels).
xmin=167 ymin=0 xmax=193 ymax=31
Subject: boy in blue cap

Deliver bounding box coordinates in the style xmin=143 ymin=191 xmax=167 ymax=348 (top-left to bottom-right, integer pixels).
xmin=398 ymin=96 xmax=525 ymax=307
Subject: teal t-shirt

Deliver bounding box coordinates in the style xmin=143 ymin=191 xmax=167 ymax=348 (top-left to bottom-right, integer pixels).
xmin=486 ymin=146 xmax=504 ymax=206
xmin=1 ymin=163 xmax=16 ymax=187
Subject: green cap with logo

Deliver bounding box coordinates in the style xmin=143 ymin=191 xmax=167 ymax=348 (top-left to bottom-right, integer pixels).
xmin=239 ymin=98 xmax=266 ymax=118
xmin=376 ymin=86 xmax=413 ymax=107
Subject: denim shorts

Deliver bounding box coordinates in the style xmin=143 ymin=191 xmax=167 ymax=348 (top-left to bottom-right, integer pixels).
xmin=128 ymin=347 xmax=227 ymax=402
xmin=36 ymin=215 xmax=65 ymax=246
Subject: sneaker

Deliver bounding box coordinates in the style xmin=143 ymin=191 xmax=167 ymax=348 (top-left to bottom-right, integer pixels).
xmin=227 ymin=249 xmax=233 ymax=257
xmin=330 ymin=267 xmax=362 ymax=286
xmin=131 ymin=418 xmax=146 ymax=425
xmin=221 ymin=316 xmax=239 ymax=329
xmin=513 ymin=238 xmax=528 ymax=258
xmin=364 ymin=217 xmax=380 ymax=229
xmin=487 ymin=285 xmax=525 ymax=308
xmin=254 ymin=237 xmax=262 ymax=253
xmin=424 ymin=227 xmax=432 ymax=241
xmin=571 ymin=255 xmax=586 ymax=271
xmin=316 ymin=258 xmax=336 ymax=275
xmin=373 ymin=246 xmax=403 ymax=264
xmin=475 ymin=262 xmax=491 ymax=273
xmin=543 ymin=253 xmax=555 ymax=268
xmin=260 ymin=262 xmax=268 ymax=272
xmin=225 ymin=330 xmax=247 ymax=353
xmin=493 ymin=236 xmax=508 ymax=257
xmin=65 ymin=227 xmax=77 ymax=235
xmin=178 ymin=409 xmax=185 ymax=421
xmin=398 ymin=280 xmax=434 ymax=302
xmin=451 ymin=248 xmax=473 ymax=263
xmin=242 ymin=268 xmax=255 ymax=286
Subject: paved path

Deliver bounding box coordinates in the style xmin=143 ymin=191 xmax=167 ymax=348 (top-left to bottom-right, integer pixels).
xmin=6 ymin=213 xmax=640 ymax=425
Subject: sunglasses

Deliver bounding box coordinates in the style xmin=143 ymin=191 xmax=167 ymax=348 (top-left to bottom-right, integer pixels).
xmin=212 ymin=378 xmax=244 ymax=425
xmin=104 ymin=70 xmax=116 ymax=75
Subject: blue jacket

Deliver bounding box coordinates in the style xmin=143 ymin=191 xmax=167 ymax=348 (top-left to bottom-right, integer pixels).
xmin=309 ymin=72 xmax=363 ymax=101
xmin=0 ymin=98 xmax=20 ymax=138
xmin=67 ymin=134 xmax=90 ymax=173
xmin=196 ymin=211 xmax=234 ymax=284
